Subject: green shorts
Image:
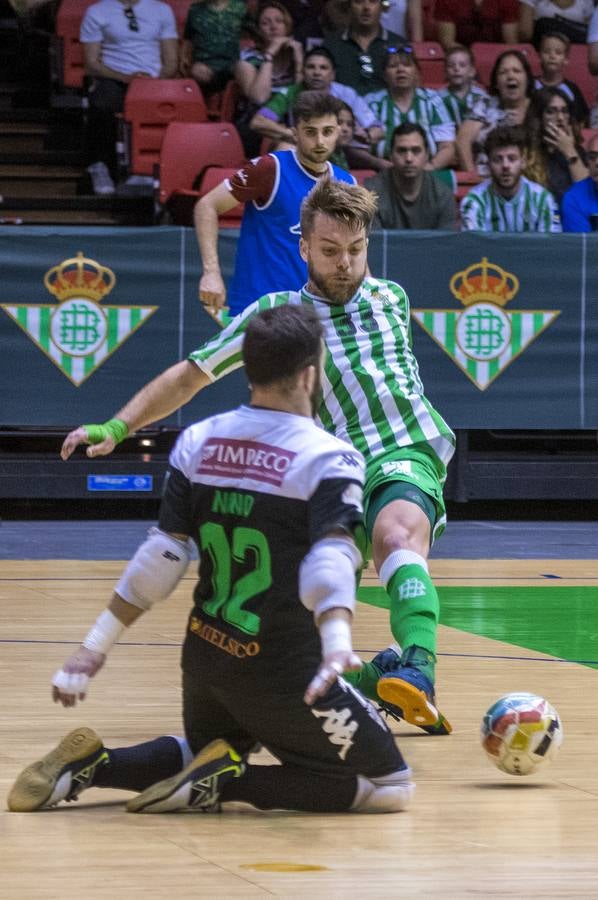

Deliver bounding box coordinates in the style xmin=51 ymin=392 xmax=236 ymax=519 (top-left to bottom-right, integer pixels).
xmin=363 ymin=444 xmax=448 ymax=544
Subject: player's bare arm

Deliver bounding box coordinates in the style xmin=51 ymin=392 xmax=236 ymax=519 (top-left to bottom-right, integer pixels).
xmin=195 ymin=181 xmax=240 ymax=309
xmin=60 ymin=360 xmax=210 ymax=460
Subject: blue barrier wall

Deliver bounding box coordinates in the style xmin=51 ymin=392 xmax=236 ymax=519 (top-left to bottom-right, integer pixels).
xmin=2 ymin=226 xmax=597 ymax=429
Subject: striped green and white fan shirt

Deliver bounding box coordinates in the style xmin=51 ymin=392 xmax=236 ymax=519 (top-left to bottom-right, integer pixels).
xmin=364 ymin=87 xmax=455 ymax=158
xmin=190 ymin=278 xmax=455 ymax=470
xmin=460 ymin=177 xmax=562 ymax=233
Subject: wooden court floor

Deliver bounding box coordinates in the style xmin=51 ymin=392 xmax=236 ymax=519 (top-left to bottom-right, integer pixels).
xmin=2 ymin=557 xmax=598 ymax=899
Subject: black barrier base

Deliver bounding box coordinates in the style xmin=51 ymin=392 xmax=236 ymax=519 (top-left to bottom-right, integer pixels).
xmin=2 ymin=429 xmax=598 ymax=505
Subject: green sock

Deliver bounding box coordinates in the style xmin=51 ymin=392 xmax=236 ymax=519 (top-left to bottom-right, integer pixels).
xmin=343 ymin=660 xmax=384 ymax=700
xmin=387 ymin=563 xmax=439 ymax=684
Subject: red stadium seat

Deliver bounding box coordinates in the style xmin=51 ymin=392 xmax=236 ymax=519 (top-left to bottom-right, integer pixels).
xmin=455 ymin=169 xmax=482 ymax=201
xmin=158 ymin=121 xmax=246 ymax=223
xmin=583 ymin=128 xmax=597 ymax=147
xmin=205 ymin=80 xmax=240 ymax=122
xmin=422 ymin=0 xmax=437 ymax=40
xmin=54 ymin=0 xmax=96 ymax=88
xmin=350 ymin=169 xmax=377 ymax=185
xmin=471 ymin=42 xmax=540 ymax=88
xmin=566 ymin=44 xmax=598 ymax=109
xmin=413 ymin=41 xmax=445 ymax=87
xmin=123 ymin=78 xmax=208 ymax=175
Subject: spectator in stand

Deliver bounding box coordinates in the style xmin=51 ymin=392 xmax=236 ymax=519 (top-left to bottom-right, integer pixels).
xmin=180 ymin=0 xmax=252 ymax=94
xmin=250 ymin=47 xmax=385 ymax=148
xmin=526 ymin=86 xmax=587 ymax=201
xmin=533 ymin=32 xmax=588 ymax=123
xmin=457 ymin=50 xmax=535 ymax=174
xmin=290 ymin=0 xmax=351 ymax=49
xmin=381 ymin=0 xmax=424 ymax=42
xmin=234 ymin=2 xmax=304 ymax=154
xmin=366 ymin=46 xmax=456 ymax=170
xmin=195 ymin=91 xmax=355 ymax=316
xmin=561 ymin=131 xmax=598 ymax=229
xmin=461 ymin=124 xmax=561 ymax=230
xmin=434 ymin=0 xmax=518 ymax=49
xmin=81 ymin=0 xmax=178 ymax=196
xmin=323 ymin=0 xmax=405 ymax=96
xmin=365 ymin=122 xmax=457 ymax=227
xmin=335 ymin=100 xmax=393 ymax=169
xmin=519 ymin=0 xmax=594 ymax=45
xmin=438 ymin=44 xmax=489 ymax=127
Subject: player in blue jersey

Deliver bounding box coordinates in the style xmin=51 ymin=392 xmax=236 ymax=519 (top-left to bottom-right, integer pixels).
xmin=10 ymin=306 xmax=413 ymax=816
xmin=195 ymin=90 xmax=355 ymax=317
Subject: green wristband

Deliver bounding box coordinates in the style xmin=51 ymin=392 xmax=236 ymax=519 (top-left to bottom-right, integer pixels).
xmin=84 ymin=418 xmax=129 ymax=446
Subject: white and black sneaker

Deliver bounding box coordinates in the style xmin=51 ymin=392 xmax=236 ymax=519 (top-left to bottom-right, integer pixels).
xmin=7 ymin=727 xmax=109 ymax=812
xmin=87 ymin=161 xmax=116 ymax=195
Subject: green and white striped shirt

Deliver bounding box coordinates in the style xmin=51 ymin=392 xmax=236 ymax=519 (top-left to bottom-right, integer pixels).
xmin=460 ymin=177 xmax=562 ymax=233
xmin=190 ymin=278 xmax=455 ymax=470
xmin=438 ymin=84 xmax=489 ymax=127
xmin=364 ymin=87 xmax=455 ymax=158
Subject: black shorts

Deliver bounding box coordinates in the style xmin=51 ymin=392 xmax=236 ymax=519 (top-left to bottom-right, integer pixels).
xmin=182 ymin=665 xmax=405 ymax=779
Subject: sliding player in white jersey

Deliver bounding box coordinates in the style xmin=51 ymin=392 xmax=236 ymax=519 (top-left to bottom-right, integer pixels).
xmin=61 ymin=179 xmax=456 ymax=735
xmin=9 ymin=305 xmax=413 ymax=816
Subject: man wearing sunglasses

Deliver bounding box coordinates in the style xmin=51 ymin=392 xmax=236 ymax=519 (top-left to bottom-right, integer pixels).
xmin=323 ymin=0 xmax=405 ymax=96
xmin=81 ymin=0 xmax=179 ymax=196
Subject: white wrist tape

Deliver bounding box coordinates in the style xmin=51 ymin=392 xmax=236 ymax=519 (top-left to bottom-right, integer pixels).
xmin=319 ymin=617 xmax=352 ymax=657
xmin=52 ymin=669 xmax=90 ymax=698
xmin=299 ymin=535 xmax=361 ymax=619
xmin=82 ymin=609 xmax=125 ymax=654
xmin=115 ymin=526 xmax=193 ymax=611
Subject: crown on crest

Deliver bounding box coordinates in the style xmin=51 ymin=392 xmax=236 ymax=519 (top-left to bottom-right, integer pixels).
xmin=449 ymin=257 xmax=519 ymax=307
xmin=44 ymin=251 xmax=116 ymax=302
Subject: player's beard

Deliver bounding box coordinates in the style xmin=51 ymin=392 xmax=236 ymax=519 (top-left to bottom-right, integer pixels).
xmin=306 ymin=260 xmax=366 ymax=306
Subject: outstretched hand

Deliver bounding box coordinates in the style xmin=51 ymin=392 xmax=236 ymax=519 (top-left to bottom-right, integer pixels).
xmin=52 ymin=646 xmax=106 ymax=707
xmin=61 ymin=426 xmax=116 ymax=460
xmin=303 ymin=651 xmax=362 ymax=705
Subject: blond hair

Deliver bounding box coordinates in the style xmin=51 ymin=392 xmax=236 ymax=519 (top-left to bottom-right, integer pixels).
xmin=300 ymin=178 xmax=378 ymax=238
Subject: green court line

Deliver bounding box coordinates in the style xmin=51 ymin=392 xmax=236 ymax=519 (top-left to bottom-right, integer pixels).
xmin=358 ymin=585 xmax=598 ymax=670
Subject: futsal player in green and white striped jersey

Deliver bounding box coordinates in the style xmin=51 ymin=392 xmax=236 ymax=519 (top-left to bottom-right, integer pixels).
xmin=461 ymin=124 xmax=561 ymax=232
xmin=62 ymin=179 xmax=456 ymax=735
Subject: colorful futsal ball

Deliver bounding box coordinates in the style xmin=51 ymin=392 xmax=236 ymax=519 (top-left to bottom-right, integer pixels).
xmin=481 ymin=692 xmax=563 ymax=776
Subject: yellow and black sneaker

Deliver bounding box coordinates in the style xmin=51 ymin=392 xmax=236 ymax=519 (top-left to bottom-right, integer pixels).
xmin=127 ymin=739 xmax=245 ymax=814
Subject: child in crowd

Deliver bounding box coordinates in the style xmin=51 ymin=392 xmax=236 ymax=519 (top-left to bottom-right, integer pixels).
xmin=331 ymin=101 xmax=392 ymax=171
xmin=181 ymin=0 xmax=252 ymax=93
xmin=534 ymin=31 xmax=589 ymax=124
xmin=438 ymin=45 xmax=489 ymax=127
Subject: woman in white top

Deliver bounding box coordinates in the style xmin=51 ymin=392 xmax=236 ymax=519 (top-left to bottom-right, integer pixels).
xmin=518 ymin=0 xmax=595 ymax=44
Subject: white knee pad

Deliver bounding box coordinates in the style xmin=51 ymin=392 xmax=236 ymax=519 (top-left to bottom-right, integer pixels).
xmin=351 ymin=768 xmax=415 ymax=813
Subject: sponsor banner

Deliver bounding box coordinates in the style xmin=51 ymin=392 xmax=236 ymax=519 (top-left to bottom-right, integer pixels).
xmin=198 ymin=438 xmax=296 ymax=486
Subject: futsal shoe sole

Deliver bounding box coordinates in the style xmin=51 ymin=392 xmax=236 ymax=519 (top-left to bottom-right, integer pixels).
xmin=127 ymin=739 xmax=244 ymax=814
xmin=377 ymin=675 xmax=453 ymax=734
xmin=7 ymin=727 xmax=107 ymax=811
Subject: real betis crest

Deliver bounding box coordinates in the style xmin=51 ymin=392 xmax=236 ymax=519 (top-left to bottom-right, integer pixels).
xmin=411 ymin=257 xmax=560 ymax=390
xmin=1 ymin=251 xmax=157 ymax=386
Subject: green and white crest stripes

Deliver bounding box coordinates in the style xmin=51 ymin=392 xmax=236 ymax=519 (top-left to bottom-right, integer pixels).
xmin=191 ymin=278 xmax=455 ymax=470
xmin=412 ymin=306 xmax=560 ymax=390
xmin=2 ymin=300 xmax=157 ymax=386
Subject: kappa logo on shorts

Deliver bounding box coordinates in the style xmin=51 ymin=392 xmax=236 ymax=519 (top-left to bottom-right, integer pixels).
xmin=0 ymin=252 xmax=156 ymax=386
xmin=198 ymin=438 xmax=296 ymax=486
xmin=311 ymin=705 xmax=358 ymax=760
xmin=412 ymin=257 xmax=560 ymax=391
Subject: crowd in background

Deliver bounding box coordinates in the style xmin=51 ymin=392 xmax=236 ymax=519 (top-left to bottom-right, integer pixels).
xmin=78 ymin=0 xmax=598 ymax=232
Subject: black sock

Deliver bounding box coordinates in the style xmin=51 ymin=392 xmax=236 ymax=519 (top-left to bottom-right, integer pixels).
xmin=220 ymin=763 xmax=357 ymax=812
xmin=93 ymin=736 xmax=184 ymax=793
